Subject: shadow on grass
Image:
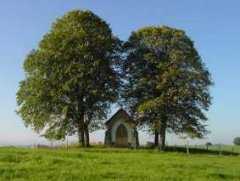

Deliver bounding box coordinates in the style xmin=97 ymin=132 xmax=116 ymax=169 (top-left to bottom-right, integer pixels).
xmin=75 ymin=145 xmax=239 ymax=156
xmin=38 ymin=144 xmax=239 ymax=156
xmin=162 ymin=146 xmax=239 ymax=156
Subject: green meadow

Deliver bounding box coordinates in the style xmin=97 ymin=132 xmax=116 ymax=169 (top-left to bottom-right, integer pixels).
xmin=0 ymin=147 xmax=240 ymax=181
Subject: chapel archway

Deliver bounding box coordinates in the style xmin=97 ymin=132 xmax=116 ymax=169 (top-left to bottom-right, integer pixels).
xmin=115 ymin=124 xmax=128 ymax=147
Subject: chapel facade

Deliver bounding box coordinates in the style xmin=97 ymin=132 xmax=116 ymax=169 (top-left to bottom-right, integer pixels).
xmin=104 ymin=109 xmax=139 ymax=148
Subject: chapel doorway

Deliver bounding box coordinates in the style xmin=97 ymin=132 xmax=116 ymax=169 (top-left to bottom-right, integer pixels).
xmin=116 ymin=124 xmax=128 ymax=147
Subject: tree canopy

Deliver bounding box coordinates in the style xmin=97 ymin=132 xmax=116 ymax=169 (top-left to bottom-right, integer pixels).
xmin=17 ymin=10 xmax=213 ymax=150
xmin=122 ymin=26 xmax=212 ymax=150
xmin=233 ymin=137 xmax=240 ymax=145
xmin=16 ymin=10 xmax=121 ymax=146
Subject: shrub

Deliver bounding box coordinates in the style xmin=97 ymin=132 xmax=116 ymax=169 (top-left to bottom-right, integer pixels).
xmin=233 ymin=137 xmax=240 ymax=145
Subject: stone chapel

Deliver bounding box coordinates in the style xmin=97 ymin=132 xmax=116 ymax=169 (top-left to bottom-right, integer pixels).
xmin=104 ymin=109 xmax=139 ymax=147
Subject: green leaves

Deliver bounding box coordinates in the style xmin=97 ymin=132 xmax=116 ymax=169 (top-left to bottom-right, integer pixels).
xmin=17 ymin=11 xmax=212 ymax=147
xmin=122 ymin=26 xmax=212 ymax=141
xmin=17 ymin=10 xmax=120 ymax=141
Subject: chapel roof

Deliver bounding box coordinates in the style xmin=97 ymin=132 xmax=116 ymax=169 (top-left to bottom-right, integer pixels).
xmin=105 ymin=108 xmax=133 ymax=125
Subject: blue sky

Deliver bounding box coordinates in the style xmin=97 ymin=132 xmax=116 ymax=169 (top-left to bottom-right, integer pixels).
xmin=0 ymin=0 xmax=239 ymax=145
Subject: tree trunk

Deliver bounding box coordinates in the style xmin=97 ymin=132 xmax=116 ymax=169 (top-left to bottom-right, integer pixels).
xmin=154 ymin=129 xmax=159 ymax=147
xmin=81 ymin=130 xmax=85 ymax=147
xmin=159 ymin=120 xmax=166 ymax=151
xmin=135 ymin=128 xmax=139 ymax=148
xmin=78 ymin=123 xmax=85 ymax=147
xmin=84 ymin=125 xmax=90 ymax=147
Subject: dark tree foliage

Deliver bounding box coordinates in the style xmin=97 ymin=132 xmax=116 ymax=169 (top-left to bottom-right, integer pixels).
xmin=233 ymin=137 xmax=240 ymax=145
xmin=16 ymin=10 xmax=121 ymax=147
xmin=122 ymin=26 xmax=212 ymax=150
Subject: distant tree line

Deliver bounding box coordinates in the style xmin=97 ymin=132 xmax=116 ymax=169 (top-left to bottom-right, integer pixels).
xmin=16 ymin=10 xmax=212 ymax=150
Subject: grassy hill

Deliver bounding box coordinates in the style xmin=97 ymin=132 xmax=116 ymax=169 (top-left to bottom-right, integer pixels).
xmin=0 ymin=147 xmax=240 ymax=180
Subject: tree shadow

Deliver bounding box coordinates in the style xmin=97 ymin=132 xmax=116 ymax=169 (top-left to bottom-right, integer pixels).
xmin=164 ymin=146 xmax=239 ymax=156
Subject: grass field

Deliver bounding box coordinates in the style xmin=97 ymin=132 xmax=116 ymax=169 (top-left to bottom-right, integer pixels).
xmin=0 ymin=147 xmax=240 ymax=181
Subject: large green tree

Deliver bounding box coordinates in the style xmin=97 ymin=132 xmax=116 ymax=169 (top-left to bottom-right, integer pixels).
xmin=17 ymin=10 xmax=120 ymax=147
xmin=122 ymin=26 xmax=212 ymax=150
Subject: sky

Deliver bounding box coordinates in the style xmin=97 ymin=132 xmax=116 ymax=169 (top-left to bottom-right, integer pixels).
xmin=0 ymin=0 xmax=239 ymax=146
